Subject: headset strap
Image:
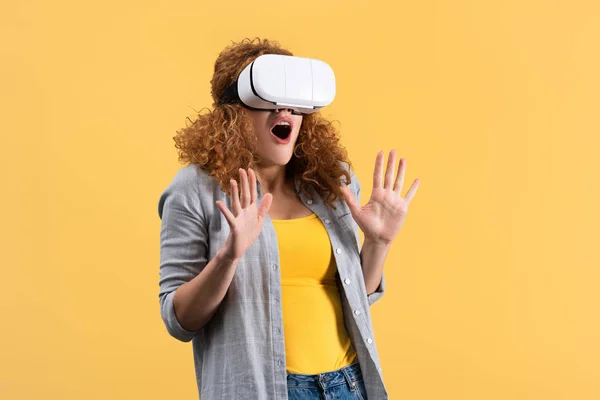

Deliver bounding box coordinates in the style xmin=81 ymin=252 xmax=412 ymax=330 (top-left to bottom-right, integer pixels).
xmin=218 ymin=80 xmax=239 ymax=105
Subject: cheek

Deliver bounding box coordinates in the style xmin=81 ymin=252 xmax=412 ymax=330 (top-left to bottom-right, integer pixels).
xmin=247 ymin=111 xmax=267 ymax=130
xmin=295 ymin=117 xmax=304 ymax=132
xmin=253 ymin=120 xmax=263 ymax=134
xmin=251 ymin=118 xmax=267 ymax=135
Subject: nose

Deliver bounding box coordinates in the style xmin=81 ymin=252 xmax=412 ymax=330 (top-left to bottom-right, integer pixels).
xmin=274 ymin=108 xmax=302 ymax=116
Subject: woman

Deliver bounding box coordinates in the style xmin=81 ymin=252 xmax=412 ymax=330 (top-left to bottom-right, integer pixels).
xmin=158 ymin=37 xmax=419 ymax=400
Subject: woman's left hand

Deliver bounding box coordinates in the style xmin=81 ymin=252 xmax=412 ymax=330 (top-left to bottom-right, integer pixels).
xmin=341 ymin=150 xmax=420 ymax=246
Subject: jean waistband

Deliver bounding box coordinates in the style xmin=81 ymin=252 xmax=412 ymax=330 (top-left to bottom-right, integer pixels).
xmin=286 ymin=362 xmax=363 ymax=391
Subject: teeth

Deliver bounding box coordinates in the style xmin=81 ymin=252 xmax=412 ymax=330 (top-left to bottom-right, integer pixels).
xmin=276 ymin=121 xmax=290 ymax=126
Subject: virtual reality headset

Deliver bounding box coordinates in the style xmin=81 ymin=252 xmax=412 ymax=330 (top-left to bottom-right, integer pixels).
xmin=218 ymin=54 xmax=336 ymax=115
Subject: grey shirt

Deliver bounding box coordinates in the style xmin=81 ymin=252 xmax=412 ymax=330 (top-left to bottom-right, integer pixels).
xmin=158 ymin=162 xmax=388 ymax=399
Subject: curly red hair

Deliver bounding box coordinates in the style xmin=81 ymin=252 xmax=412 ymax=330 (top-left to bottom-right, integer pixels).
xmin=173 ymin=37 xmax=355 ymax=210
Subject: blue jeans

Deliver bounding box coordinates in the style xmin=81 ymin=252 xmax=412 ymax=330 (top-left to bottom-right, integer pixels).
xmin=286 ymin=361 xmax=368 ymax=400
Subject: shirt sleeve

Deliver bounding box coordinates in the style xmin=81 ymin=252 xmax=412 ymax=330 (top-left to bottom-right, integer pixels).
xmin=367 ymin=273 xmax=386 ymax=306
xmin=349 ymin=166 xmax=386 ymax=307
xmin=157 ymin=189 xmax=208 ymax=342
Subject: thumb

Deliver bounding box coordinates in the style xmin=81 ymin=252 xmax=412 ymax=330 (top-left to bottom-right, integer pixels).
xmin=257 ymin=193 xmax=273 ymax=219
xmin=216 ymin=200 xmax=235 ymax=228
xmin=341 ymin=186 xmax=357 ymax=212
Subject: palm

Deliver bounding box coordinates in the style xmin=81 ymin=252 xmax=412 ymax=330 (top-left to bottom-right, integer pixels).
xmin=229 ymin=205 xmax=263 ymax=256
xmin=216 ymin=168 xmax=273 ymax=261
xmin=342 ymin=150 xmax=420 ymax=245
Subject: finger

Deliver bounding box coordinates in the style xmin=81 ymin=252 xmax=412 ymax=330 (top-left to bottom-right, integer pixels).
xmin=243 ymin=169 xmax=251 ymax=208
xmin=393 ymin=157 xmax=405 ymax=194
xmin=231 ymin=179 xmax=241 ymax=216
xmin=343 ymin=187 xmax=358 ymax=214
xmin=239 ymin=168 xmax=248 ymax=208
xmin=404 ymin=178 xmax=420 ymax=205
xmin=384 ymin=150 xmax=396 ymax=190
xmin=373 ymin=151 xmax=384 ymax=189
xmin=257 ymin=192 xmax=273 ymax=219
xmin=249 ymin=168 xmax=257 ymax=205
xmin=216 ymin=200 xmax=236 ymax=227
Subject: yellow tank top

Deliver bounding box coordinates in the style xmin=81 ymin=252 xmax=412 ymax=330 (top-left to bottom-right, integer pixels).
xmin=271 ymin=212 xmax=358 ymax=374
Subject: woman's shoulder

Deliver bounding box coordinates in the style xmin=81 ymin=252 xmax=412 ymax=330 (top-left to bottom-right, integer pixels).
xmin=157 ymin=164 xmax=219 ymax=218
xmin=172 ymin=163 xmax=211 ymax=184
xmin=160 ymin=164 xmax=218 ymax=200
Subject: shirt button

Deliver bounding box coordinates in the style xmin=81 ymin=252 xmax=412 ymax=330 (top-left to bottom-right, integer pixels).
xmin=274 ymin=297 xmax=279 ymax=302
xmin=344 ymin=278 xmax=350 ymax=284
xmin=336 ymin=248 xmax=342 ymax=254
xmin=324 ymin=218 xmax=331 ymax=224
xmin=307 ymin=199 xmax=313 ymax=205
xmin=272 ymin=264 xmax=277 ymax=270
xmin=278 ymin=360 xmax=283 ymax=366
xmin=354 ymin=309 xmax=361 ymax=316
xmin=277 ymin=327 xmax=281 ymax=334
xmin=366 ymin=338 xmax=373 ymax=344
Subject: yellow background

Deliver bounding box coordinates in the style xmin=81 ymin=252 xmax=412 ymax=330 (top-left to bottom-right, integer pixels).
xmin=2 ymin=0 xmax=599 ymax=399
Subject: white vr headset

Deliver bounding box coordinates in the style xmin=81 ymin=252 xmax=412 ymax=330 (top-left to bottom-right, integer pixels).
xmin=218 ymin=54 xmax=336 ymax=115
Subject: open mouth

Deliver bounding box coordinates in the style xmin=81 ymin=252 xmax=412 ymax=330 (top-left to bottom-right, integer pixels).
xmin=271 ymin=122 xmax=292 ymax=140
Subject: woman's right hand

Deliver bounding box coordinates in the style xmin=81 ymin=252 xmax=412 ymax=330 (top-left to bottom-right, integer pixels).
xmin=215 ymin=168 xmax=273 ymax=262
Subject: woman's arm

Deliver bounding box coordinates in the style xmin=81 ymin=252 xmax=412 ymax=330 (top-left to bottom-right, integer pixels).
xmin=158 ymin=189 xmax=239 ymax=342
xmin=360 ymin=238 xmax=389 ymax=297
xmin=172 ymin=247 xmax=239 ymax=333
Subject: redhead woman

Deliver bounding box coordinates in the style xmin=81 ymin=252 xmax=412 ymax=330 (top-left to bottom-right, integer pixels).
xmin=158 ymin=37 xmax=419 ymax=400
